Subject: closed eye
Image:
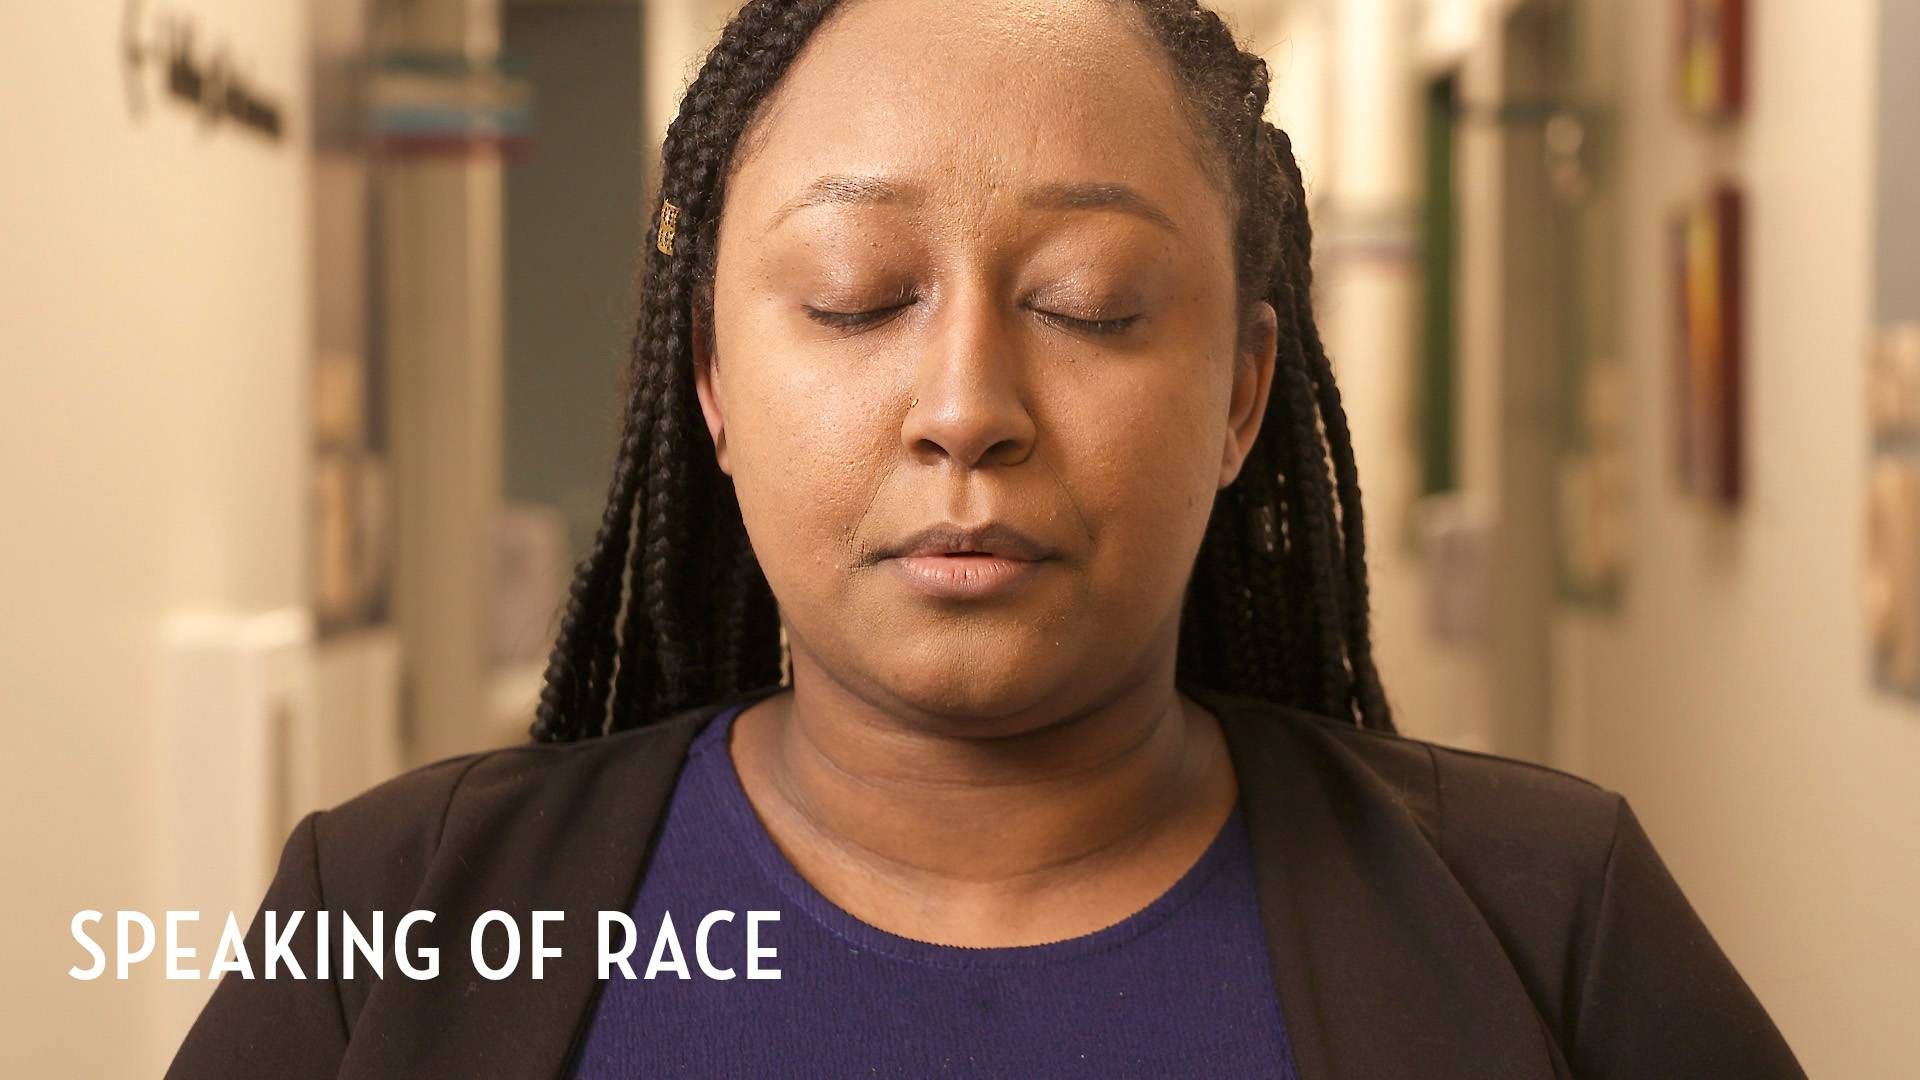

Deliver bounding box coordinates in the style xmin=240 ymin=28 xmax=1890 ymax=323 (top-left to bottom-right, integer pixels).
xmin=804 ymin=300 xmax=915 ymax=330
xmin=1034 ymin=310 xmax=1142 ymax=337
xmin=802 ymin=301 xmax=1141 ymax=337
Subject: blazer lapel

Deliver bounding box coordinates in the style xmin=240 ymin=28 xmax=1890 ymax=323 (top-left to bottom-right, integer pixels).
xmin=1189 ymin=684 xmax=1569 ymax=1080
xmin=339 ymin=685 xmax=788 ymax=1080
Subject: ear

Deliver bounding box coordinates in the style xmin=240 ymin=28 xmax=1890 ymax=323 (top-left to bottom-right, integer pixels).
xmin=1220 ymin=301 xmax=1278 ymax=490
xmin=691 ymin=305 xmax=731 ymax=475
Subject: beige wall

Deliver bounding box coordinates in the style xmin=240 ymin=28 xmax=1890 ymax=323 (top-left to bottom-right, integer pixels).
xmin=0 ymin=2 xmax=311 ymax=1073
xmin=1550 ymin=0 xmax=1919 ymax=1073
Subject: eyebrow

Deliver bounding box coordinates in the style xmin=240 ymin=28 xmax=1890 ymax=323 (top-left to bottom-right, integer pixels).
xmin=770 ymin=174 xmax=916 ymax=226
xmin=1024 ymin=180 xmax=1179 ymax=234
xmin=767 ymin=174 xmax=1179 ymax=235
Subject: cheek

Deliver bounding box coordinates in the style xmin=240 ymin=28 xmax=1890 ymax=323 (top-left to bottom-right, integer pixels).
xmin=724 ymin=348 xmax=899 ymax=581
xmin=1054 ymin=357 xmax=1228 ymax=563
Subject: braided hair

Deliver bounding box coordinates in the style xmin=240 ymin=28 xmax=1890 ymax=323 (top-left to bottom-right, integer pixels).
xmin=530 ymin=0 xmax=1395 ymax=742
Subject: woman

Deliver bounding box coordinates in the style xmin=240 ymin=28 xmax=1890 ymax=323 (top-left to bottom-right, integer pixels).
xmin=170 ymin=0 xmax=1803 ymax=1076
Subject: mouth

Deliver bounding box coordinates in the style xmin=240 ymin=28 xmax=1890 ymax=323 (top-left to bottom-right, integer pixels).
xmin=873 ymin=521 xmax=1058 ymax=563
xmin=872 ymin=522 xmax=1059 ymax=600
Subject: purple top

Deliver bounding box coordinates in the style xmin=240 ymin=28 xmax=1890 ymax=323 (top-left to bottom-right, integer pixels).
xmin=571 ymin=702 xmax=1299 ymax=1077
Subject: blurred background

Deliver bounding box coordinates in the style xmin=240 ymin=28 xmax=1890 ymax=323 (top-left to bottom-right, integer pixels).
xmin=2 ymin=0 xmax=1914 ymax=1073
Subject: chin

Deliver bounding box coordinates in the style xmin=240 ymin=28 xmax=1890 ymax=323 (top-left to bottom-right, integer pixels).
xmin=868 ymin=636 xmax=1077 ymax=731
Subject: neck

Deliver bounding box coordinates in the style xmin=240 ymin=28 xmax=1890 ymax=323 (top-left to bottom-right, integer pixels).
xmin=727 ymin=641 xmax=1238 ymax=945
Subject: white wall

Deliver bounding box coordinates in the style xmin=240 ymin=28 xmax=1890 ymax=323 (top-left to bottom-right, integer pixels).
xmin=0 ymin=2 xmax=310 ymax=1073
xmin=1548 ymin=0 xmax=1918 ymax=1074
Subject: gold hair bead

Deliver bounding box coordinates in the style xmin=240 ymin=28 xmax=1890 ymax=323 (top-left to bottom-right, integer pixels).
xmin=656 ymin=199 xmax=681 ymax=256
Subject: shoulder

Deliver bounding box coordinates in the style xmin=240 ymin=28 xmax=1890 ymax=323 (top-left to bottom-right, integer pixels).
xmin=1193 ymin=688 xmax=1805 ymax=1073
xmin=1299 ymin=713 xmax=1631 ymax=939
xmin=1311 ymin=710 xmax=1625 ymax=868
xmin=1198 ymin=686 xmax=1639 ymax=1044
xmin=1194 ymin=685 xmax=1627 ymax=960
xmin=302 ymin=702 xmax=723 ymax=914
xmin=170 ymin=700 xmax=742 ymax=1073
xmin=1197 ymin=684 xmax=1625 ymax=866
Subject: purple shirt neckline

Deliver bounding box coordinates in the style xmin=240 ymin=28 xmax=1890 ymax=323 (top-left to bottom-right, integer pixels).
xmin=692 ymin=701 xmax=1249 ymax=972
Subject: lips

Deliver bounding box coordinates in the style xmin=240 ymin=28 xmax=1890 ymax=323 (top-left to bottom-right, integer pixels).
xmin=875 ymin=521 xmax=1058 ymax=562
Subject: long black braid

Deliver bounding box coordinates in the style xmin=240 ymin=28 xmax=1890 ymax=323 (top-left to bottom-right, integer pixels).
xmin=531 ymin=0 xmax=1395 ymax=742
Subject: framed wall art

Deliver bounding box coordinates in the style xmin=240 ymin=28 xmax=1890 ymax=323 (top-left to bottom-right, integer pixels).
xmin=1676 ymin=0 xmax=1746 ymax=120
xmin=1671 ymin=182 xmax=1744 ymax=506
xmin=1868 ymin=324 xmax=1920 ymax=699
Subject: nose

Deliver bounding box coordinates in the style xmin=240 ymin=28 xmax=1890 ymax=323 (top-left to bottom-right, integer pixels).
xmin=900 ymin=283 xmax=1037 ymax=469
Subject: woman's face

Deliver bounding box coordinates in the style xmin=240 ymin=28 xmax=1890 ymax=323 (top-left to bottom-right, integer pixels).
xmin=694 ymin=0 xmax=1276 ymax=726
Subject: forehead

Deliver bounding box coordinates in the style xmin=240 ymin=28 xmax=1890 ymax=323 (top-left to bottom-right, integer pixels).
xmin=725 ymin=0 xmax=1221 ymax=230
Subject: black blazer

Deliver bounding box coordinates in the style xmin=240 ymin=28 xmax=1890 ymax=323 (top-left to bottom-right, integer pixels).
xmin=167 ymin=682 xmax=1804 ymax=1078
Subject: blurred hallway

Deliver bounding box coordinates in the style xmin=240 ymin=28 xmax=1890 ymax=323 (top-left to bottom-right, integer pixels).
xmin=2 ymin=0 xmax=1914 ymax=1073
